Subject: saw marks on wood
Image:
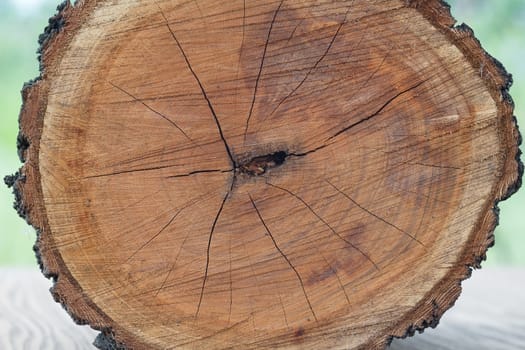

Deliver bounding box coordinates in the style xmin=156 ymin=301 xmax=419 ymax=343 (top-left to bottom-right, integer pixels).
xmin=11 ymin=0 xmax=520 ymax=349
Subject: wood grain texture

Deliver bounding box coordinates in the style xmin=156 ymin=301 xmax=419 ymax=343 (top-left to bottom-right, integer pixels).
xmin=6 ymin=0 xmax=522 ymax=349
xmin=1 ymin=268 xmax=524 ymax=350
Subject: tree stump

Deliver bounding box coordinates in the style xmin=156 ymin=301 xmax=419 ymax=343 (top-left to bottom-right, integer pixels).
xmin=8 ymin=0 xmax=522 ymax=349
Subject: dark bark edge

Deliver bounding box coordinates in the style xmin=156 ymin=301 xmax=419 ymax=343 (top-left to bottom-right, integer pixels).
xmin=376 ymin=0 xmax=523 ymax=348
xmin=3 ymin=1 xmax=129 ymax=349
xmin=5 ymin=1 xmax=522 ymax=350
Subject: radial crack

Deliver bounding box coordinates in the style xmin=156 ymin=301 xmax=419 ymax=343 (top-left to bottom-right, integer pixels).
xmin=326 ymin=180 xmax=425 ymax=247
xmin=158 ymin=7 xmax=236 ymax=167
xmin=126 ymin=189 xmax=216 ymax=263
xmin=167 ymin=169 xmax=233 ymax=179
xmin=286 ymin=80 xmax=428 ymax=160
xmin=321 ymin=255 xmax=351 ymax=305
xmin=195 ymin=186 xmax=232 ymax=318
xmin=258 ymin=6 xmax=353 ymax=129
xmin=85 ymin=167 xmax=229 ymax=179
xmin=126 ymin=208 xmax=184 ymax=263
xmin=228 ymin=235 xmax=233 ymax=324
xmin=403 ymin=161 xmax=462 ymax=170
xmin=154 ymin=225 xmax=192 ymax=297
xmin=193 ymin=0 xmax=205 ymax=20
xmin=286 ymin=19 xmax=303 ymax=44
xmin=327 ymin=80 xmax=427 ymax=142
xmin=243 ymin=0 xmax=284 ymax=142
xmin=248 ymin=194 xmax=318 ymax=322
xmin=266 ymin=182 xmax=379 ymax=270
xmin=109 ymin=82 xmax=193 ymax=142
xmin=279 ymin=294 xmax=290 ymax=329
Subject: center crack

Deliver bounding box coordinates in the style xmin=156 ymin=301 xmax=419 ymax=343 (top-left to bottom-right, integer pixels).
xmin=237 ymin=151 xmax=287 ymax=176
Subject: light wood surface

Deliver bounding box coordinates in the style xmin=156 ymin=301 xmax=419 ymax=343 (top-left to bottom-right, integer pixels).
xmin=1 ymin=267 xmax=523 ymax=350
xmin=10 ymin=0 xmax=521 ymax=348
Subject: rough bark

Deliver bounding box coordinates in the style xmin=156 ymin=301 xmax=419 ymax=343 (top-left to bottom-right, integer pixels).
xmin=6 ymin=0 xmax=522 ymax=349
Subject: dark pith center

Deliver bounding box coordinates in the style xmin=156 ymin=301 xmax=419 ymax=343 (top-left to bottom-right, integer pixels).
xmin=238 ymin=151 xmax=287 ymax=176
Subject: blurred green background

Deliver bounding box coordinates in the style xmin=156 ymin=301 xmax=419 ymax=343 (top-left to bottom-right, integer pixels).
xmin=0 ymin=0 xmax=523 ymax=266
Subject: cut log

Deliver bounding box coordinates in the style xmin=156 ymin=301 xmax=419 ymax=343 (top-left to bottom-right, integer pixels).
xmin=7 ymin=0 xmax=522 ymax=349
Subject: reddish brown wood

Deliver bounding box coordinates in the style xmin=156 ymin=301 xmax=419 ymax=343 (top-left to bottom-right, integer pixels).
xmin=8 ymin=0 xmax=522 ymax=349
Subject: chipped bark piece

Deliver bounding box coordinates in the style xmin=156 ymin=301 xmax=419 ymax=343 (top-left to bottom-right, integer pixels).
xmin=8 ymin=0 xmax=522 ymax=349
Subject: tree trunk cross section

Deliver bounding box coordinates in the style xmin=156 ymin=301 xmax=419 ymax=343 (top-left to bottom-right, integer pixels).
xmin=8 ymin=0 xmax=521 ymax=349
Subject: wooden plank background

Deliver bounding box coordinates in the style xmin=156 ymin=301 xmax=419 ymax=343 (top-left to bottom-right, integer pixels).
xmin=1 ymin=267 xmax=523 ymax=349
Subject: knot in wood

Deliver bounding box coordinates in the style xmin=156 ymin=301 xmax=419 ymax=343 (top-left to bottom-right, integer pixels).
xmin=15 ymin=1 xmax=521 ymax=349
xmin=238 ymin=151 xmax=287 ymax=176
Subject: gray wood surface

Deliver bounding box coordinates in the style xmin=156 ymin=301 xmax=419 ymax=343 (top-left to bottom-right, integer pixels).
xmin=0 ymin=267 xmax=523 ymax=349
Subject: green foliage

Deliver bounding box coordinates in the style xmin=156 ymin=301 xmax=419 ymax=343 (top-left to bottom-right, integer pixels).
xmin=0 ymin=1 xmax=523 ymax=265
xmin=448 ymin=0 xmax=525 ymax=265
xmin=0 ymin=0 xmax=58 ymax=265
